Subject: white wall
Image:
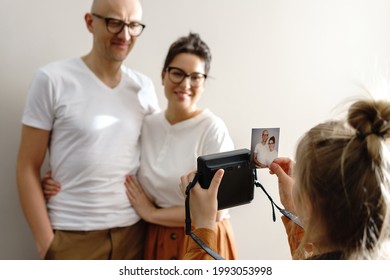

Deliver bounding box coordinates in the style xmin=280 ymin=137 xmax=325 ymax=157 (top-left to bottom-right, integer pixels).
xmin=1 ymin=0 xmax=390 ymax=260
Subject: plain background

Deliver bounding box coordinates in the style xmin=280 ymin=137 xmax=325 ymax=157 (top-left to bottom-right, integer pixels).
xmin=1 ymin=0 xmax=390 ymax=260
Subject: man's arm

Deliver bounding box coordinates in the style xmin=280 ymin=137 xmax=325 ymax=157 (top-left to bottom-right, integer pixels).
xmin=16 ymin=124 xmax=54 ymax=259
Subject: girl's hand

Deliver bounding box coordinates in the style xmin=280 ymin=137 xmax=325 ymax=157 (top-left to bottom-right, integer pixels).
xmin=269 ymin=157 xmax=296 ymax=213
xmin=180 ymin=169 xmax=224 ymax=230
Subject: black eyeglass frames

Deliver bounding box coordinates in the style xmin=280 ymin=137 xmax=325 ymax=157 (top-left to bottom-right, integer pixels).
xmin=92 ymin=13 xmax=145 ymax=37
xmin=166 ymin=67 xmax=207 ymax=88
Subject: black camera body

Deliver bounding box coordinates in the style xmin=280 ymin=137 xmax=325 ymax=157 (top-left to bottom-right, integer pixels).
xmin=197 ymin=149 xmax=255 ymax=210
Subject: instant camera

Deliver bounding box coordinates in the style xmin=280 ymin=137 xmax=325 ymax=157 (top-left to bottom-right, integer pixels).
xmin=197 ymin=148 xmax=255 ymax=210
xmin=189 ymin=148 xmax=301 ymax=259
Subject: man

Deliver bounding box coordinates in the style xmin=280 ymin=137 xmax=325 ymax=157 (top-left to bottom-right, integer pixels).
xmin=253 ymin=129 xmax=269 ymax=168
xmin=16 ymin=0 xmax=159 ymax=260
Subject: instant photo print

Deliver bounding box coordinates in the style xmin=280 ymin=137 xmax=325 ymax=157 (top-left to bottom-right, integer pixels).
xmin=197 ymin=149 xmax=255 ymax=210
xmin=251 ymin=127 xmax=280 ymax=169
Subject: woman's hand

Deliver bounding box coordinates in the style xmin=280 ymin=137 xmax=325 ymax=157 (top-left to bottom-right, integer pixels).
xmin=125 ymin=176 xmax=156 ymax=222
xmin=42 ymin=171 xmax=61 ymax=201
xmin=269 ymin=157 xmax=296 ymax=213
xmin=180 ymin=169 xmax=224 ymax=230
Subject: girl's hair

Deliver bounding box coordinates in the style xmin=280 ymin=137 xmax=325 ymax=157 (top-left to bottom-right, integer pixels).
xmin=268 ymin=136 xmax=276 ymax=144
xmin=294 ymin=98 xmax=390 ymax=259
xmin=162 ymin=32 xmax=212 ymax=74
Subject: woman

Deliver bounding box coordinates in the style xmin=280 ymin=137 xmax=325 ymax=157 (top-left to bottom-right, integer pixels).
xmin=126 ymin=32 xmax=236 ymax=260
xmin=262 ymin=136 xmax=278 ymax=167
xmin=43 ymin=33 xmax=237 ymax=260
xmin=182 ymin=98 xmax=390 ymax=260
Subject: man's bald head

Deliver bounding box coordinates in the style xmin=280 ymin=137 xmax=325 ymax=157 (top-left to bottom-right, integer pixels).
xmin=84 ymin=0 xmax=144 ymax=64
xmin=91 ymin=0 xmax=142 ymax=20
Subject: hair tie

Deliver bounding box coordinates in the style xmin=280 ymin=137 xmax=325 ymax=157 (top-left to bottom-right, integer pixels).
xmin=356 ymin=131 xmax=385 ymax=141
xmin=356 ymin=131 xmax=367 ymax=141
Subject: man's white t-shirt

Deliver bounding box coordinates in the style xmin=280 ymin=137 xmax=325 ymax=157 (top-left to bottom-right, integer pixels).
xmin=22 ymin=58 xmax=159 ymax=230
xmin=254 ymin=142 xmax=268 ymax=165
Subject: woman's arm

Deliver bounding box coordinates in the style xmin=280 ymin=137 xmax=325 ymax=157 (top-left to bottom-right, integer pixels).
xmin=125 ymin=176 xmax=185 ymax=227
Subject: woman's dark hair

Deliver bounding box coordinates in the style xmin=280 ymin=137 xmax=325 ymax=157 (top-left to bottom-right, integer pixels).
xmin=162 ymin=32 xmax=212 ymax=74
xmin=268 ymin=136 xmax=275 ymax=144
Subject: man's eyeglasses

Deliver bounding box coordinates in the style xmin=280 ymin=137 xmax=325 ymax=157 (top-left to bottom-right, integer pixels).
xmin=92 ymin=13 xmax=145 ymax=37
xmin=166 ymin=67 xmax=207 ymax=88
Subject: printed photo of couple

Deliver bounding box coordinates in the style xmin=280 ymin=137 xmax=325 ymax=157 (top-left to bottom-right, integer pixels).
xmin=250 ymin=128 xmax=280 ymax=169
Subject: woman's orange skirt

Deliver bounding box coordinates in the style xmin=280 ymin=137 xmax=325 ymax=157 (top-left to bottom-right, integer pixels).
xmin=144 ymin=219 xmax=237 ymax=260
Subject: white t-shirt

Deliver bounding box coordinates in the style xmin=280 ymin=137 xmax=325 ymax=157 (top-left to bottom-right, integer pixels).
xmin=254 ymin=142 xmax=268 ymax=165
xmin=22 ymin=58 xmax=159 ymax=230
xmin=137 ymin=110 xmax=234 ymax=208
xmin=262 ymin=149 xmax=278 ymax=167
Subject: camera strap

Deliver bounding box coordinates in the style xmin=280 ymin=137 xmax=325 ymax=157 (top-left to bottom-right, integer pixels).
xmin=184 ymin=173 xmax=225 ymax=260
xmin=184 ymin=171 xmax=304 ymax=260
xmin=254 ymin=179 xmax=304 ymax=228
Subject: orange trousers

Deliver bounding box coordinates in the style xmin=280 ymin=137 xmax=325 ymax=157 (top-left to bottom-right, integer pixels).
xmin=144 ymin=219 xmax=237 ymax=260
